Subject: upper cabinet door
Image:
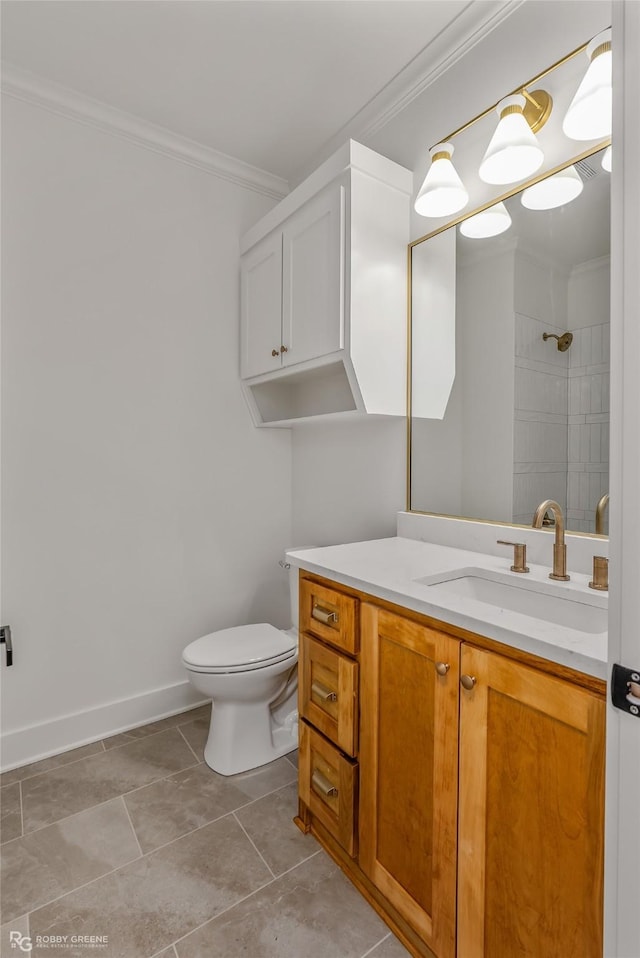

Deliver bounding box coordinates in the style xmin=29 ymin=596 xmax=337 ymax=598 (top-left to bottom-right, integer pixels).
xmin=281 ymin=183 xmax=345 ymax=368
xmin=240 ymin=231 xmax=283 ymax=379
xmin=457 ymin=645 xmax=605 ymax=958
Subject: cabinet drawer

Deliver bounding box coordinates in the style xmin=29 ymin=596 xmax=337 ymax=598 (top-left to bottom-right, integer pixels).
xmin=299 ymin=721 xmax=358 ymax=858
xmin=300 ymin=577 xmax=358 ymax=654
xmin=300 ymin=634 xmax=358 ymax=757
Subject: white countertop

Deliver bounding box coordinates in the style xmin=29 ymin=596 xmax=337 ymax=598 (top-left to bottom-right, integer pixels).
xmin=286 ymin=537 xmax=608 ymax=680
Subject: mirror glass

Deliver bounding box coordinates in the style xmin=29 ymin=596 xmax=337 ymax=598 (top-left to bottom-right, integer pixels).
xmin=409 ymin=147 xmax=610 ymax=535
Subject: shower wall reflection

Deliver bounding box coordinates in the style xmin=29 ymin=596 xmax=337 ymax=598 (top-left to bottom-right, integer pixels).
xmin=512 ymin=254 xmax=609 ymax=532
xmin=410 ymin=148 xmax=610 ymax=535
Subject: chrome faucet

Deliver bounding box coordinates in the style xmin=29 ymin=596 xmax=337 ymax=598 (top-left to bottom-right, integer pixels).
xmin=595 ymin=493 xmax=609 ymax=535
xmin=532 ymin=499 xmax=570 ymax=581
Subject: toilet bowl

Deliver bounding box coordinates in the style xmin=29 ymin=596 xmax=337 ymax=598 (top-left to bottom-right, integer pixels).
xmin=182 ymin=563 xmax=299 ymax=776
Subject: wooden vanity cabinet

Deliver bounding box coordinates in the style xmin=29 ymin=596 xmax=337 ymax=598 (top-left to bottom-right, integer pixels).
xmin=359 ymin=604 xmax=460 ymax=958
xmin=456 ymin=644 xmax=605 ymax=958
xmin=296 ymin=573 xmax=606 ymax=958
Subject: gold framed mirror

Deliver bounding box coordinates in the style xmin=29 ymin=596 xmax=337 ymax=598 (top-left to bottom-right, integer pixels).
xmin=408 ymin=37 xmax=611 ymax=537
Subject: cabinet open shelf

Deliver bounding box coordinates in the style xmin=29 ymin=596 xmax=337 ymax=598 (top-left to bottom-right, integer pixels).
xmin=243 ymin=359 xmax=359 ymax=426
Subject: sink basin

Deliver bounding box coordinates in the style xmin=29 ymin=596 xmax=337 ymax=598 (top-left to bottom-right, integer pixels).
xmin=414 ymin=569 xmax=607 ymax=634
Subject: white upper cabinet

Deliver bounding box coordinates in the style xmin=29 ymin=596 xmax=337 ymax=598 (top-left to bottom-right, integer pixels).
xmin=282 ymin=183 xmax=345 ymax=370
xmin=240 ymin=231 xmax=283 ymax=379
xmin=239 ymin=141 xmax=411 ymax=426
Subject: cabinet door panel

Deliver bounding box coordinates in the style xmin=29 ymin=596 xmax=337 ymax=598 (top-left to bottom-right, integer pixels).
xmin=282 ymin=183 xmax=345 ymax=367
xmin=359 ymin=605 xmax=459 ymax=958
xmin=240 ymin=232 xmax=282 ymax=378
xmin=458 ymin=645 xmax=605 ymax=958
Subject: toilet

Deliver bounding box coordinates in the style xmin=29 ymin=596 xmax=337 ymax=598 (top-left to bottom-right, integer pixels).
xmin=182 ymin=562 xmax=299 ymax=776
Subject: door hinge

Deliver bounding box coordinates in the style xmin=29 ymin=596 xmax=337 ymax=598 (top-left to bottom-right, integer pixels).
xmin=0 ymin=625 xmax=13 ymax=667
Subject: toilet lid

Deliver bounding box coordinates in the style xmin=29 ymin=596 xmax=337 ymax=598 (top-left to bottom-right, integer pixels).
xmin=182 ymin=623 xmax=297 ymax=673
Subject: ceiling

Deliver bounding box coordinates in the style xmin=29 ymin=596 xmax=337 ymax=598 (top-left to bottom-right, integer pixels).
xmin=1 ymin=0 xmax=481 ymax=182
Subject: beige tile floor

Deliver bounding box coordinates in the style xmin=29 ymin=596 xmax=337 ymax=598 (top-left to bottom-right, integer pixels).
xmin=0 ymin=705 xmax=410 ymax=958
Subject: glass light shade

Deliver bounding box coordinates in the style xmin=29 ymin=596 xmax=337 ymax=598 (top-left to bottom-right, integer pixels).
xmin=479 ymin=94 xmax=544 ymax=185
xmin=459 ymin=201 xmax=512 ymax=239
xmin=414 ymin=142 xmax=469 ymax=217
xmin=521 ymin=165 xmax=584 ymax=210
xmin=602 ymin=145 xmax=612 ymax=172
xmin=562 ymin=30 xmax=612 ymax=141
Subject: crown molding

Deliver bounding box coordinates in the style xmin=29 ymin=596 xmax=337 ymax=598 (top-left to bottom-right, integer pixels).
xmin=291 ymin=0 xmax=525 ymax=184
xmin=358 ymin=0 xmax=527 ymax=140
xmin=1 ymin=64 xmax=289 ymax=200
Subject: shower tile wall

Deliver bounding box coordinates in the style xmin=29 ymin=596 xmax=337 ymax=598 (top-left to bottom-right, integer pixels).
xmin=566 ymin=322 xmax=610 ymax=533
xmin=513 ymin=311 xmax=569 ymax=525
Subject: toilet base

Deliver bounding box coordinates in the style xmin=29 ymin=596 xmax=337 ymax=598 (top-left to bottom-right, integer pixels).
xmin=203 ymin=699 xmax=298 ymax=777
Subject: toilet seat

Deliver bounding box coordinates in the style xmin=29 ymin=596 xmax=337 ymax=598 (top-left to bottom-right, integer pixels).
xmin=182 ymin=623 xmax=297 ymax=674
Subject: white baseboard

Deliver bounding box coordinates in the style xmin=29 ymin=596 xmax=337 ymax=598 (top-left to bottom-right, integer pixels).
xmin=0 ymin=680 xmax=207 ymax=772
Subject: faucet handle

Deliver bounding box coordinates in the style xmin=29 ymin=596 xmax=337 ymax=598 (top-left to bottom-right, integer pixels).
xmin=589 ymin=555 xmax=608 ymax=591
xmin=497 ymin=540 xmax=530 ymax=574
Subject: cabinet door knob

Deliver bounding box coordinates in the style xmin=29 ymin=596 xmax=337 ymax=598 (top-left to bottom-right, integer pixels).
xmin=435 ymin=662 xmax=450 ymax=676
xmin=460 ymin=674 xmax=477 ymax=691
xmin=271 ymin=348 xmax=280 ymax=357
xmin=280 ymin=345 xmax=289 ymax=353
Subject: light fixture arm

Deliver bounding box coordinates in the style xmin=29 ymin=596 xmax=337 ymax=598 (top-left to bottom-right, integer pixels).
xmin=426 ymin=33 xmax=605 ymax=152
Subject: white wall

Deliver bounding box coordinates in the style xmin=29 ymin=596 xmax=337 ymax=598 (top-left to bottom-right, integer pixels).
xmin=291 ymin=418 xmax=405 ymax=548
xmin=0 ymin=97 xmax=292 ymax=767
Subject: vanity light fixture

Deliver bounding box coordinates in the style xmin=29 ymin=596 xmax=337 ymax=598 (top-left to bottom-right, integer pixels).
xmin=562 ymin=29 xmax=612 ymax=141
xmin=602 ymin=145 xmax=612 ymax=171
xmin=459 ymin=201 xmax=512 ymax=239
xmin=478 ymin=92 xmax=549 ymax=185
xmin=414 ymin=142 xmax=469 ymax=218
xmin=521 ymin=164 xmax=584 ymax=210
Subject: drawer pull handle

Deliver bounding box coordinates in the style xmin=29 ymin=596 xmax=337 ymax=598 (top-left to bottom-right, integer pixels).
xmin=311 ymin=680 xmax=337 ymax=703
xmin=435 ymin=662 xmax=450 ymax=676
xmin=312 ymin=768 xmax=338 ymax=799
xmin=461 ymin=674 xmax=477 ymax=691
xmin=312 ymin=605 xmax=338 ymax=625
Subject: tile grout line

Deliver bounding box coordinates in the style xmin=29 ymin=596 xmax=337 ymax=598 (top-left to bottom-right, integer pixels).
xmin=232 ymin=812 xmax=277 ymax=879
xmin=11 ymin=759 xmax=202 ymax=845
xmin=19 ymin=780 xmax=24 ymax=840
xmin=176 ymin=726 xmax=201 ymax=765
xmin=359 ymin=931 xmax=393 ymax=958
xmin=13 ymin=761 xmax=296 ymax=847
xmin=170 ymin=847 xmax=323 ymax=952
xmin=8 ymin=788 xmax=315 ymax=924
xmin=119 ymin=795 xmax=145 ymax=860
xmin=284 ymin=752 xmax=298 ymax=771
xmin=4 ymin=854 xmax=146 ymax=929
xmin=127 ymin=777 xmax=300 ymax=860
xmin=1 ymin=708 xmax=210 ymax=785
